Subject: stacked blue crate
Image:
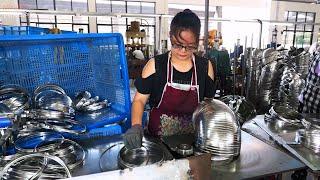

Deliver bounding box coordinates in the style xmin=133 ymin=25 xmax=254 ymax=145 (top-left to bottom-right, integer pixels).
xmin=0 ymin=33 xmax=131 ymax=139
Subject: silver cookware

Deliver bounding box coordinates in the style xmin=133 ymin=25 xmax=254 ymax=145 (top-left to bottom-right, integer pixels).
xmin=192 ymin=99 xmax=241 ymax=164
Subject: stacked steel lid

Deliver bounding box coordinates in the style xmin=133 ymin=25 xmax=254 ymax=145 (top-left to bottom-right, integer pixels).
xmin=192 ymin=99 xmax=241 ymax=163
xmin=266 ymin=105 xmax=303 ymax=132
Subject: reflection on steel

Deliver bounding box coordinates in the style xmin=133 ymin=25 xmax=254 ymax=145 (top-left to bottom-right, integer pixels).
xmin=253 ymin=115 xmax=320 ymax=171
xmin=300 ymin=114 xmax=320 ymax=154
xmin=192 ymin=99 xmax=241 ymax=164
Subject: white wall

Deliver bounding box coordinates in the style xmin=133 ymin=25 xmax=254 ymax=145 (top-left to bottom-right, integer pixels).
xmin=270 ymin=1 xmax=320 ymax=45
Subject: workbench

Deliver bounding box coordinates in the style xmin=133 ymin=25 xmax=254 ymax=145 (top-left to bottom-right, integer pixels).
xmin=71 ymin=126 xmax=305 ymax=179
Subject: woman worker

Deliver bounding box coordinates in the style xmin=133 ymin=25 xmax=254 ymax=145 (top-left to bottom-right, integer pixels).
xmin=124 ymin=9 xmax=215 ymax=149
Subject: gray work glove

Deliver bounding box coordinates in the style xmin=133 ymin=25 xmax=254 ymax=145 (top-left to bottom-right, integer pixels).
xmin=123 ymin=124 xmax=143 ymax=150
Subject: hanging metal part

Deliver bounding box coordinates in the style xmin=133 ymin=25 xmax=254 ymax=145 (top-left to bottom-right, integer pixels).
xmin=257 ymin=19 xmax=262 ymax=49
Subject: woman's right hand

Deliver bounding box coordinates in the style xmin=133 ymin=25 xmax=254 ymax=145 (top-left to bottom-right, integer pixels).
xmin=123 ymin=124 xmax=143 ymax=149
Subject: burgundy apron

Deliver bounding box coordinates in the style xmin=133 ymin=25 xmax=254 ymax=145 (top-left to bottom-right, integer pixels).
xmin=148 ymin=53 xmax=200 ymax=137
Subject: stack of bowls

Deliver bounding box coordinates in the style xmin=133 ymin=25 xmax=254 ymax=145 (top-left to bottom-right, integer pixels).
xmin=192 ymin=99 xmax=241 ymax=164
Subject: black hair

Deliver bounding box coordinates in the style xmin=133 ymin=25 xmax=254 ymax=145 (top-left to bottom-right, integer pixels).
xmin=170 ymin=9 xmax=201 ymax=44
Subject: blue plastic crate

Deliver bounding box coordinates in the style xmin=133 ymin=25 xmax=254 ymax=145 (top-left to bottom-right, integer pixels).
xmin=0 ymin=33 xmax=131 ymax=130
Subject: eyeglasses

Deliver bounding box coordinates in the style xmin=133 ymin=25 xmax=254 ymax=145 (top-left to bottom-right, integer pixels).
xmin=171 ymin=43 xmax=198 ymax=51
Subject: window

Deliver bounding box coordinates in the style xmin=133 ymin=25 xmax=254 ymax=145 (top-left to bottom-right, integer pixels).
xmin=141 ymin=2 xmax=155 ymax=14
xmin=127 ymin=2 xmax=140 ymax=14
xmin=18 ymin=0 xmax=89 ymax=33
xmin=55 ymin=0 xmax=72 ymax=11
xmin=168 ymin=3 xmax=215 ymax=19
xmin=96 ymin=0 xmax=111 ymax=13
xmin=72 ymin=0 xmax=88 ymax=12
xmin=96 ymin=1 xmax=156 ymax=46
xmin=18 ymin=0 xmax=37 ymax=9
xmin=37 ymin=0 xmax=54 ymax=10
xmin=98 ymin=25 xmax=112 ymax=33
xmin=111 ymin=1 xmax=125 ymax=13
xmin=283 ymin=11 xmax=315 ymax=48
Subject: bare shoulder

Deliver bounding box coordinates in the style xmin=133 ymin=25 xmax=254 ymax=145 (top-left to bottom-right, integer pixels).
xmin=142 ymin=58 xmax=156 ymax=78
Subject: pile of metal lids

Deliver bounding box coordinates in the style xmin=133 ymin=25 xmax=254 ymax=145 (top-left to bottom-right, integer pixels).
xmin=300 ymin=114 xmax=320 ymax=154
xmin=192 ymin=99 xmax=241 ymax=164
xmin=0 ymin=131 xmax=85 ymax=179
